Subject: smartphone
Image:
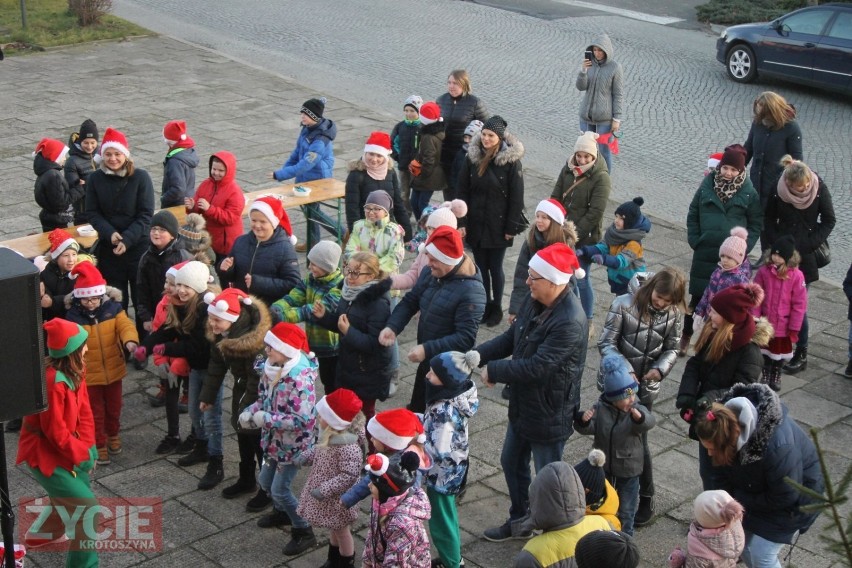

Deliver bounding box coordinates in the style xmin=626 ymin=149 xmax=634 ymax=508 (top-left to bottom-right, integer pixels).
xmin=584 ymin=50 xmax=593 ymax=62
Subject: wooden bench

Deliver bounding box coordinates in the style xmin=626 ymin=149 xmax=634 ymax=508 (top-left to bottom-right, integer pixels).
xmin=0 ymin=179 xmax=345 ymax=259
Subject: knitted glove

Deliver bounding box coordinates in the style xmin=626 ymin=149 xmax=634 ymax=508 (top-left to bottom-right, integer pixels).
xmin=270 ymin=304 xmax=284 ymax=325
xmin=310 ymin=488 xmax=325 ymax=501
xmin=152 ymin=344 xmax=166 ymax=356
xmin=133 ymin=346 xmax=147 ymax=362
xmin=577 ymin=245 xmax=598 ymax=258
xmin=599 ymin=254 xmax=620 ymax=269
xmin=789 ymin=331 xmax=799 ymax=344
xmin=408 ymin=159 xmax=422 ymax=177
xmin=252 ymin=410 xmax=268 ymax=429
xmin=591 ymin=254 xmax=605 ymax=265
xmin=238 ymin=411 xmax=254 ymax=429
xmin=675 ymin=394 xmax=696 ymax=410
xmin=668 ymin=546 xmax=686 ymax=568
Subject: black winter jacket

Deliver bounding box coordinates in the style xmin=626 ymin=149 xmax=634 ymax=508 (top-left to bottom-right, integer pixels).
xmin=64 ymin=142 xmax=96 ymax=223
xmin=457 ymin=133 xmax=526 ymax=249
xmin=764 ymin=177 xmax=835 ymax=284
xmin=390 ymin=120 xmax=420 ymax=169
xmin=344 ymin=160 xmax=412 ymax=241
xmin=385 ymin=256 xmax=486 ymax=361
xmin=317 ymin=279 xmax=393 ymax=401
xmin=40 ymin=262 xmax=75 ymax=321
xmin=744 ymin=119 xmax=803 ymax=200
xmin=135 ymin=237 xmax=193 ymax=324
xmin=161 ymin=147 xmax=199 ymax=207
xmin=436 ymin=92 xmax=489 ymax=174
xmin=221 ymin=227 xmax=301 ymax=307
xmin=34 ymin=154 xmax=84 ymax=231
xmin=477 ymin=287 xmax=588 ymax=443
xmin=143 ymin=299 xmax=212 ymax=371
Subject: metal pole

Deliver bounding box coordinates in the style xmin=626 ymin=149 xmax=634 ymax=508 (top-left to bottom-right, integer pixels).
xmin=20 ymin=0 xmax=27 ymax=29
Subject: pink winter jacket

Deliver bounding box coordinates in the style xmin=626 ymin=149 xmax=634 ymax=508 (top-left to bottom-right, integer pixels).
xmin=751 ymin=265 xmax=807 ymax=337
xmin=391 ymin=250 xmax=429 ymax=291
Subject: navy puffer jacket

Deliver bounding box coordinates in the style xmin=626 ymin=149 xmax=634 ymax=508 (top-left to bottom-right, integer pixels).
xmin=221 ymin=227 xmax=301 ymax=307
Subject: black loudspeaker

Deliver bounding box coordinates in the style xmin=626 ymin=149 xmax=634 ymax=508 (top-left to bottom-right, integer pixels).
xmin=0 ymin=248 xmax=46 ymax=422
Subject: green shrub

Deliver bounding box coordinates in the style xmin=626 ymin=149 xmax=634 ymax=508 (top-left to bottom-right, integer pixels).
xmin=67 ymin=0 xmax=113 ymax=26
xmin=696 ymin=0 xmax=847 ymax=25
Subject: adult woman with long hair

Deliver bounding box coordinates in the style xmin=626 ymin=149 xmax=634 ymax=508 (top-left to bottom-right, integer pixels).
xmin=764 ymin=156 xmax=835 ymax=375
xmin=456 ymin=115 xmax=525 ymax=327
xmin=436 ymin=69 xmax=489 ymax=199
xmin=695 ymin=383 xmax=823 ymax=568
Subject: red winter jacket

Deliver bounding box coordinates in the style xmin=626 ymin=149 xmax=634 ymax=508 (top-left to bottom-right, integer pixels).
xmin=188 ymin=151 xmax=245 ymax=256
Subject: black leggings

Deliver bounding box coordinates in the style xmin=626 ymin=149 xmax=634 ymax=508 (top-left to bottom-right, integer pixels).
xmin=683 ymin=294 xmax=701 ymax=339
xmin=165 ymin=376 xmax=187 ymax=438
xmin=472 ymin=247 xmax=507 ymax=303
xmin=318 ymin=355 xmax=339 ymax=396
xmin=237 ymin=431 xmax=263 ymax=472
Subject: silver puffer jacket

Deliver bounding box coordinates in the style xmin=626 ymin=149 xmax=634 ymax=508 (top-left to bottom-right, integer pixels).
xmin=597 ymin=272 xmax=683 ymax=405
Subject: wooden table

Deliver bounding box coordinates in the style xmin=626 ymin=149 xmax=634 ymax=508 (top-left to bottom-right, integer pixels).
xmin=0 ymin=178 xmax=346 ymax=259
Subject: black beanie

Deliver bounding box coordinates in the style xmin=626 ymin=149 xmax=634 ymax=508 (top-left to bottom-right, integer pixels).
xmin=151 ymin=210 xmax=179 ymax=239
xmin=367 ymin=451 xmax=420 ymax=503
xmin=575 ymin=530 xmax=640 ymax=568
xmin=615 ymin=197 xmax=645 ymax=229
xmin=771 ymin=234 xmax=797 ymax=263
xmin=301 ymin=97 xmax=326 ymax=122
xmin=482 ymin=115 xmax=508 ymax=140
xmin=79 ymin=119 xmax=99 ymax=142
xmin=574 ymin=449 xmax=607 ymax=507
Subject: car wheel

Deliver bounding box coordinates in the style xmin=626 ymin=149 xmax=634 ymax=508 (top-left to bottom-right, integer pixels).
xmin=726 ymin=44 xmax=757 ymax=83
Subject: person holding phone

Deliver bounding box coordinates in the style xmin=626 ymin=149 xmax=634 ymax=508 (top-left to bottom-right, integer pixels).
xmin=576 ymin=33 xmax=624 ymax=173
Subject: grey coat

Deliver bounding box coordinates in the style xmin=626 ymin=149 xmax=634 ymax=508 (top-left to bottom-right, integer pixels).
xmin=597 ymin=273 xmax=683 ymax=405
xmin=574 ymin=398 xmax=656 ymax=478
xmin=576 ymin=33 xmax=624 ymax=124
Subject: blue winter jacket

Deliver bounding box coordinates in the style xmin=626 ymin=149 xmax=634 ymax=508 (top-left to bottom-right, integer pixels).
xmin=273 ymin=118 xmax=337 ymax=182
xmin=222 ymin=226 xmax=301 ymax=307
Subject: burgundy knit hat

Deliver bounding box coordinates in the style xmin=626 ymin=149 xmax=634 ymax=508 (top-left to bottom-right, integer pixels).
xmin=718 ymin=144 xmax=747 ymax=172
xmin=710 ymin=283 xmax=765 ymax=351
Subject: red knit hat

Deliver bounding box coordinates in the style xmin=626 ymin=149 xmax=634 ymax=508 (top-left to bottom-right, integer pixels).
xmin=535 ymin=198 xmax=567 ymax=226
xmin=264 ymin=322 xmax=311 ymax=359
xmin=367 ymin=408 xmax=425 ymax=450
xmin=424 ymin=226 xmax=464 ymax=266
xmin=34 ymin=138 xmax=70 ymax=164
xmin=710 ymin=283 xmax=765 ymax=351
xmin=43 ymin=318 xmax=88 ymax=358
xmin=528 ymin=243 xmax=585 ymax=284
xmin=719 ymin=144 xmax=747 ymax=172
xmin=419 ymin=101 xmax=442 ymax=126
xmin=71 ymin=261 xmax=106 ymax=298
xmin=205 ymin=288 xmax=252 ymax=323
xmin=316 ymin=388 xmax=363 ymax=430
xmin=250 ymin=196 xmax=297 ymax=245
xmin=47 ymin=228 xmax=79 ymax=260
xmin=100 ymin=127 xmax=130 ymax=158
xmin=364 ymin=131 xmax=392 ymax=157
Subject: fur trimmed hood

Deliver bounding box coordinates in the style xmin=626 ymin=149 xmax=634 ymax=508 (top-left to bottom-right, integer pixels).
xmin=64 ymin=285 xmax=122 ymax=310
xmin=466 ymin=132 xmax=525 ymax=167
xmin=721 ymin=383 xmax=783 ymax=465
xmin=750 ymin=317 xmax=773 ymax=348
xmin=346 ymin=157 xmax=395 ymax=173
xmin=205 ymin=295 xmax=271 ymax=359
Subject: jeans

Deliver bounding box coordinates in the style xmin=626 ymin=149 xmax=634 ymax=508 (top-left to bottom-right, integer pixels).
xmin=188 ymin=368 xmax=224 ymax=456
xmin=798 ymin=283 xmax=810 ymax=349
xmin=390 ymin=296 xmax=400 ymax=373
xmin=573 ymin=256 xmax=595 ymax=320
xmin=742 ymin=531 xmax=784 ymax=568
xmin=611 ymin=475 xmax=640 ymax=536
xmin=258 ymin=459 xmax=308 ymax=528
xmin=847 ymin=321 xmax=852 ymax=360
xmin=410 ymin=190 xmax=433 ymax=222
xmin=500 ymin=422 xmax=566 ymax=520
xmin=579 ymin=120 xmax=613 ymax=173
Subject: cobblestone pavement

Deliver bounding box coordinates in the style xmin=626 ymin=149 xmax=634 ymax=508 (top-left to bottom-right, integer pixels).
xmin=1 ymin=36 xmax=851 ymax=568
xmin=111 ymin=0 xmax=851 ymax=283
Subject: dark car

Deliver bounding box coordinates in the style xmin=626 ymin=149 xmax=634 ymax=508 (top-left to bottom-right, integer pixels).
xmin=716 ymin=3 xmax=852 ymax=95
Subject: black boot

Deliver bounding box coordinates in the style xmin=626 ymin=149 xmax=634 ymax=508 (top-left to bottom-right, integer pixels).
xmin=283 ymin=526 xmax=317 ymax=556
xmin=480 ymin=302 xmax=494 ymax=324
xmin=198 ymin=455 xmax=224 ymax=490
xmin=177 ymin=438 xmax=209 ymax=466
xmin=221 ymin=462 xmax=257 ymax=499
xmin=257 ymin=507 xmax=291 ymax=528
xmin=761 ymin=355 xmax=771 ymax=385
xmin=339 ymin=553 xmax=355 ymax=568
xmin=784 ymin=346 xmax=808 ymax=374
xmin=769 ymin=361 xmax=782 ymax=392
xmin=634 ymin=495 xmax=655 ymax=527
xmin=176 ymin=430 xmax=196 ymax=454
xmin=845 ymin=359 xmax=852 ymax=379
xmin=246 ymin=488 xmax=272 ymax=512
xmin=319 ymin=544 xmax=340 ymax=568
xmin=486 ymin=302 xmax=504 ymax=327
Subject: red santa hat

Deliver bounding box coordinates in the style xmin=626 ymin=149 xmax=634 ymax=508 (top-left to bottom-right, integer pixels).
xmin=204 ymin=288 xmax=252 ymax=322
xmin=316 ymin=388 xmax=363 ymax=430
xmin=264 ymin=322 xmax=311 ymax=359
xmin=365 ymin=452 xmax=390 ymax=476
xmin=47 ymin=228 xmax=79 ymax=259
xmin=367 ymin=408 xmax=426 ymax=450
xmin=166 ymin=260 xmax=191 ymax=281
xmin=528 ymin=243 xmax=585 ymax=284
xmin=34 ymin=138 xmax=70 ymax=164
xmin=419 ymin=101 xmax=442 ymax=126
xmin=364 ymin=131 xmax=392 ymax=158
xmin=535 ymin=198 xmax=567 ymax=226
xmin=99 ymin=127 xmax=130 ymax=158
xmin=163 ymin=120 xmax=188 ymax=144
xmin=71 ymin=261 xmax=106 ymax=298
xmin=707 ymin=152 xmax=724 ymax=170
xmin=424 ymin=226 xmax=464 ymax=266
xmin=250 ymin=196 xmax=297 ymax=245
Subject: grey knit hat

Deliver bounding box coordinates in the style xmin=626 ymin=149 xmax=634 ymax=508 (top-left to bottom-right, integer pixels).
xmin=366 ymin=190 xmax=392 ymax=213
xmin=307 ymin=240 xmax=342 ymax=274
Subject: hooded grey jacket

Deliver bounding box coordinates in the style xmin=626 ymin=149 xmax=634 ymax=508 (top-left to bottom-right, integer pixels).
xmin=597 ymin=272 xmax=683 ymax=405
xmin=576 ymin=33 xmax=624 ymax=124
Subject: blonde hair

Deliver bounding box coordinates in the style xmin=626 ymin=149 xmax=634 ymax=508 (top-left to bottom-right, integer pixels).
xmin=347 ymin=251 xmax=387 ymax=280
xmin=527 ymin=219 xmax=577 ymax=253
xmin=164 ymin=290 xmax=204 ymax=335
xmin=694 ymin=319 xmax=734 ymax=364
xmin=753 ymin=92 xmax=794 ymax=130
xmin=779 ymin=154 xmax=813 ymax=187
xmin=318 ymin=413 xmax=367 ymax=453
xmin=449 ymin=69 xmax=472 ymax=96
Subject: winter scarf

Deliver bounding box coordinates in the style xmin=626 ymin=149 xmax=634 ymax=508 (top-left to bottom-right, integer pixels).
xmin=603 ymin=224 xmax=648 ymax=246
xmin=341 ymin=279 xmax=381 ymax=302
xmin=569 ymin=154 xmax=595 ymax=177
xmin=776 ymin=174 xmax=819 ymax=210
xmin=365 ymin=155 xmax=390 ymax=181
xmin=713 ymin=170 xmax=746 ymax=204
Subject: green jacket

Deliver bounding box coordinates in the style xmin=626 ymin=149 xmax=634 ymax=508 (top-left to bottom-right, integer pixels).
xmin=272 ymin=269 xmax=343 ymax=358
xmin=550 ymin=156 xmax=611 ymax=247
xmin=686 ymin=174 xmax=762 ymax=296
